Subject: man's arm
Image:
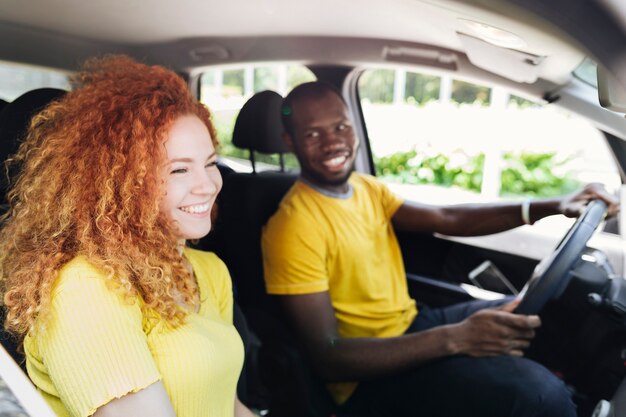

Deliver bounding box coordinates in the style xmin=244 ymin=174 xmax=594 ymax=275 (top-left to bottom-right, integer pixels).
xmin=392 ymin=183 xmax=619 ymax=236
xmin=281 ymin=292 xmax=539 ymax=381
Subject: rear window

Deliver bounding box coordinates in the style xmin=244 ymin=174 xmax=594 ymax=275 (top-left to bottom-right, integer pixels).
xmin=0 ymin=61 xmax=70 ymax=102
xmin=199 ymin=63 xmax=315 ymax=172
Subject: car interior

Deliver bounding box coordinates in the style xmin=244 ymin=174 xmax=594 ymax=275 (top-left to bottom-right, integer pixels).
xmin=1 ymin=0 xmax=626 ymax=416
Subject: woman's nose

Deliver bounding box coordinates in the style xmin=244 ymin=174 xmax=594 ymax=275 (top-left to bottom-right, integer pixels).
xmin=194 ymin=168 xmax=221 ymax=195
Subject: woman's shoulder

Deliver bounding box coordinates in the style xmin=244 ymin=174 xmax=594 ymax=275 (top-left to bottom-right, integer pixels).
xmin=184 ymin=248 xmax=227 ymax=273
xmin=184 ymin=247 xmax=221 ymax=262
xmin=59 ymin=255 xmax=102 ymax=274
xmin=184 ymin=248 xmax=232 ymax=297
xmin=55 ymin=256 xmax=107 ymax=287
xmin=52 ymin=257 xmax=128 ymax=305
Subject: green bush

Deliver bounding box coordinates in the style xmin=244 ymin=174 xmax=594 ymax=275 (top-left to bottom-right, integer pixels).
xmin=375 ymin=149 xmax=580 ymax=197
xmin=375 ymin=150 xmax=483 ymax=192
xmin=500 ymin=152 xmax=581 ymax=197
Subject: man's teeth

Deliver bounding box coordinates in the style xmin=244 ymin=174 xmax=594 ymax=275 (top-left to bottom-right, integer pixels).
xmin=324 ymin=155 xmax=347 ymax=167
xmin=180 ymin=203 xmax=210 ymax=214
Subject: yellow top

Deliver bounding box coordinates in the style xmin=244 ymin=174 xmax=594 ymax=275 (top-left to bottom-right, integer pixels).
xmin=262 ymin=173 xmax=418 ymax=403
xmin=24 ymin=248 xmax=244 ymax=417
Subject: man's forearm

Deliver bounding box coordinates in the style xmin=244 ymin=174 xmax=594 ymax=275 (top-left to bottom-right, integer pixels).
xmin=437 ymin=198 xmax=561 ymax=236
xmin=310 ymin=325 xmax=457 ymax=381
xmin=311 ymin=304 xmax=540 ymax=381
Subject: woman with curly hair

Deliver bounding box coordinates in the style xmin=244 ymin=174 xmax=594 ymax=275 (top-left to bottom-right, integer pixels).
xmin=0 ymin=55 xmax=255 ymax=417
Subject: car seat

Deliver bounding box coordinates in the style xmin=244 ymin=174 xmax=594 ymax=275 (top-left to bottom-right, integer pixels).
xmin=202 ymin=90 xmax=297 ymax=311
xmin=0 ymin=88 xmax=67 ymax=210
xmin=198 ymin=90 xmax=342 ymax=417
xmin=231 ymin=90 xmax=291 ymax=173
xmin=0 ymin=87 xmax=67 ymax=370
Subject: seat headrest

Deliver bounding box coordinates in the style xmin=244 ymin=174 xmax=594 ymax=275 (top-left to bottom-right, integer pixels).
xmin=0 ymin=88 xmax=67 ymax=202
xmin=232 ymin=90 xmax=289 ymax=154
xmin=0 ymin=88 xmax=67 ymax=162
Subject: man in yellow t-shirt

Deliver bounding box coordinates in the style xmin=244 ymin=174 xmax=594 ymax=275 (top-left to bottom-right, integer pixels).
xmin=262 ymin=81 xmax=619 ymax=417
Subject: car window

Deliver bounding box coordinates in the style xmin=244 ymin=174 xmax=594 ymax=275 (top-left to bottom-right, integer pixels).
xmin=573 ymin=58 xmax=598 ymax=88
xmin=0 ymin=61 xmax=70 ymax=101
xmin=358 ymin=67 xmax=621 ymax=233
xmin=199 ymin=63 xmax=315 ymax=172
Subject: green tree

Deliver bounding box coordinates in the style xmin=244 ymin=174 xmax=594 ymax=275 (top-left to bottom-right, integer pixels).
xmin=359 ymin=69 xmax=394 ymax=103
xmin=223 ymin=69 xmax=244 ymax=96
xmin=500 ymin=152 xmax=581 ymax=197
xmin=451 ymin=80 xmax=491 ymax=106
xmin=254 ymin=67 xmax=278 ymax=92
xmin=508 ymin=95 xmax=539 ymax=109
xmin=375 ymin=150 xmax=484 ymax=192
xmin=405 ymin=72 xmax=440 ymax=105
xmin=375 ymin=149 xmax=580 ymax=198
xmin=287 ymin=66 xmax=316 ymax=89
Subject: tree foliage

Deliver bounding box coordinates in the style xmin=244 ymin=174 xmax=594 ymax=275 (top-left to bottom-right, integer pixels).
xmin=500 ymin=152 xmax=580 ymax=197
xmin=374 ymin=150 xmax=581 ymax=197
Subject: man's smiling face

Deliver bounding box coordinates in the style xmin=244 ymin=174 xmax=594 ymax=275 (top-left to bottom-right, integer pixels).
xmin=287 ymin=91 xmax=359 ymax=193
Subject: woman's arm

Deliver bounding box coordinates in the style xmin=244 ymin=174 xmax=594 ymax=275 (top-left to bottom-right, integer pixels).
xmin=92 ymin=381 xmax=176 ymax=417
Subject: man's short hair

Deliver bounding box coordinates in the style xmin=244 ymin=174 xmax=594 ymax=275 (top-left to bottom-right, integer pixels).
xmin=281 ymin=81 xmax=346 ymax=137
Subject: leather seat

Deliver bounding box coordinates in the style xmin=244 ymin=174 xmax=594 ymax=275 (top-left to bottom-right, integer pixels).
xmin=232 ymin=90 xmax=291 ymax=173
xmin=198 ymin=91 xmax=341 ymax=416
xmin=203 ymin=90 xmax=298 ymax=310
xmin=0 ymin=88 xmax=66 ymax=209
xmin=0 ymin=87 xmax=67 ymax=369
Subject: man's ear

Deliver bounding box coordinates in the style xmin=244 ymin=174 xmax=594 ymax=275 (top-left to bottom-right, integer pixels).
xmin=283 ymin=132 xmax=295 ymax=152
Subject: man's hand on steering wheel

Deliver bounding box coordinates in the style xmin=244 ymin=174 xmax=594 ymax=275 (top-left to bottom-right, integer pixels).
xmin=559 ymin=183 xmax=620 ymax=218
xmin=515 ymin=199 xmax=610 ymax=315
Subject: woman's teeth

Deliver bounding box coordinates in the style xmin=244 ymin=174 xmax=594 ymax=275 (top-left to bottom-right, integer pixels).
xmin=179 ymin=203 xmax=210 ymax=214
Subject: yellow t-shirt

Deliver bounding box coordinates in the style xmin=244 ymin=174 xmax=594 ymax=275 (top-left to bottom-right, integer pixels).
xmin=262 ymin=173 xmax=418 ymax=403
xmin=24 ymin=248 xmax=244 ymax=417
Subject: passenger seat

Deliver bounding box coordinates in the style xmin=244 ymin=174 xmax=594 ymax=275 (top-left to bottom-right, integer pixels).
xmin=0 ymin=87 xmax=67 ymax=369
xmin=204 ymin=90 xmax=297 ymax=311
xmin=0 ymin=88 xmax=67 ymax=210
xmin=198 ymin=91 xmax=340 ymax=417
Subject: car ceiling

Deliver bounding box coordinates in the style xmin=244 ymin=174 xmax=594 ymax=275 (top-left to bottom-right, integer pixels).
xmin=0 ymin=0 xmax=618 ymax=84
xmin=0 ymin=0 xmax=552 ymax=45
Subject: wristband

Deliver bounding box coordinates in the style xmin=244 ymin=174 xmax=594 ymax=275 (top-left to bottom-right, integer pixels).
xmin=521 ymin=199 xmax=531 ymax=225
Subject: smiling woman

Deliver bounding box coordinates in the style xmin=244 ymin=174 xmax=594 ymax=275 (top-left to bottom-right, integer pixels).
xmin=0 ymin=55 xmax=253 ymax=417
xmin=160 ymin=115 xmax=223 ymax=242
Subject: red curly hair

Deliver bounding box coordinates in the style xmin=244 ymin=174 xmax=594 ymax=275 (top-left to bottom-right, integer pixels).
xmin=0 ymin=55 xmax=218 ymax=338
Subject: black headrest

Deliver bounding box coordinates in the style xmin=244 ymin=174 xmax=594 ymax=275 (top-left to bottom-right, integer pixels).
xmin=0 ymin=99 xmax=7 ymax=113
xmin=0 ymin=88 xmax=67 ymax=202
xmin=232 ymin=90 xmax=289 ymax=154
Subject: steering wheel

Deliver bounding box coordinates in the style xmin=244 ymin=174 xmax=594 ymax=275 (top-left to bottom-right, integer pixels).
xmin=515 ymin=199 xmax=608 ymax=315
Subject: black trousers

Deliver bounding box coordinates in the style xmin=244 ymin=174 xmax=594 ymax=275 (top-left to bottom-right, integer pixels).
xmin=339 ymin=299 xmax=576 ymax=417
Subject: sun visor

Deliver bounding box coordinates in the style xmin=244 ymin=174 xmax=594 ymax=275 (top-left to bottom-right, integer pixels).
xmin=457 ymin=32 xmax=545 ymax=83
xmin=598 ymin=64 xmax=626 ymax=113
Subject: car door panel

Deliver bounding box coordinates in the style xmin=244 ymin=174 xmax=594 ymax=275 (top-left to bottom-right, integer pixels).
xmin=397 ymin=224 xmax=625 ymax=305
